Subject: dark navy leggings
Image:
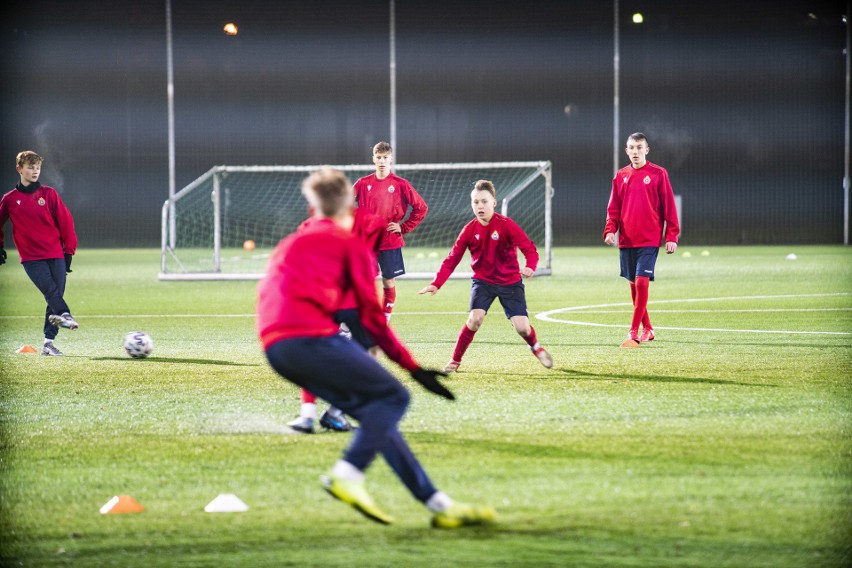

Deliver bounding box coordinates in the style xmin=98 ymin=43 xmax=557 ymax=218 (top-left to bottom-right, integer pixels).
xmin=22 ymin=258 xmax=70 ymax=340
xmin=265 ymin=335 xmax=437 ymax=502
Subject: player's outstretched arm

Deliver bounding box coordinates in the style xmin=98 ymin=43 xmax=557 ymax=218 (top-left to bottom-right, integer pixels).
xmin=418 ymin=284 xmax=439 ymax=295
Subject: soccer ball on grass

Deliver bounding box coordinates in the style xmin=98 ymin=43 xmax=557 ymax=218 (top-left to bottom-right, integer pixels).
xmin=124 ymin=331 xmax=154 ymax=359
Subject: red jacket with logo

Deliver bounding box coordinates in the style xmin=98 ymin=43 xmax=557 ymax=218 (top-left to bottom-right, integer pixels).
xmin=0 ymin=183 xmax=77 ymax=262
xmin=604 ymin=161 xmax=680 ymax=248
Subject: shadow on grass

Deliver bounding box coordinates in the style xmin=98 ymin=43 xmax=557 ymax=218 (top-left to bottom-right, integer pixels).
xmin=89 ymin=356 xmax=260 ymax=366
xmin=554 ymin=367 xmax=772 ymax=387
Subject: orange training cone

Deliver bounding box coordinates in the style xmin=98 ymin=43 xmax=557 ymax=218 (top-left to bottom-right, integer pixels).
xmin=16 ymin=345 xmax=37 ymax=353
xmin=99 ymin=495 xmax=145 ymax=514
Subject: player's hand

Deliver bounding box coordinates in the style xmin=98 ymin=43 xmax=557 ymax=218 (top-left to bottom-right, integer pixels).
xmin=521 ymin=267 xmax=534 ymax=279
xmin=64 ymin=253 xmax=73 ymax=273
xmin=665 ymin=241 xmax=678 ymax=254
xmin=604 ymin=233 xmax=617 ymax=247
xmin=386 ymin=222 xmax=402 ymax=234
xmin=410 ymin=368 xmax=455 ymax=400
xmin=418 ymin=285 xmax=438 ymax=295
xmin=0 ymin=247 xmax=6 ymax=266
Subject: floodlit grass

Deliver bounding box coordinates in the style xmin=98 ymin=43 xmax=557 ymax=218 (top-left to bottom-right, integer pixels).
xmin=1 ymin=246 xmax=850 ymax=567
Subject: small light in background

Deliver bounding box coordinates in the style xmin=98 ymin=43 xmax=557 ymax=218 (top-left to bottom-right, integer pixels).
xmin=223 ymin=22 xmax=238 ymax=35
xmin=632 ymin=13 xmax=644 ymax=24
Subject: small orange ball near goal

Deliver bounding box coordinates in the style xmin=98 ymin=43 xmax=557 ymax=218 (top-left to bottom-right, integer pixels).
xmin=243 ymin=239 xmax=256 ymax=251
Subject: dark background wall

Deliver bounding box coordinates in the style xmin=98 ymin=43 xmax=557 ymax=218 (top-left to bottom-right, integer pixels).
xmin=1 ymin=0 xmax=846 ymax=247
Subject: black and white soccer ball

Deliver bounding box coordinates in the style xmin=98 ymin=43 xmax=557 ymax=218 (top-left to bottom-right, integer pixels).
xmin=124 ymin=331 xmax=154 ymax=359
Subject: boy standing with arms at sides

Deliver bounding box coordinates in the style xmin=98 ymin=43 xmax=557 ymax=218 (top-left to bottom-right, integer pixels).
xmin=0 ymin=151 xmax=79 ymax=356
xmin=419 ymin=180 xmax=553 ymax=373
xmin=603 ymin=132 xmax=679 ymax=348
xmin=257 ymin=167 xmax=495 ymax=528
xmin=353 ymin=141 xmax=428 ymax=322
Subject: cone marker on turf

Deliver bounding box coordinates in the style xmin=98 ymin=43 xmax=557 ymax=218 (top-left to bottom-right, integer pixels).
xmin=16 ymin=345 xmax=37 ymax=353
xmin=204 ymin=493 xmax=249 ymax=513
xmin=99 ymin=495 xmax=145 ymax=514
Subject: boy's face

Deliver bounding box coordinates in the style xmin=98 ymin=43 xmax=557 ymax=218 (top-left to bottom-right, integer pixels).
xmin=471 ymin=189 xmax=496 ymax=224
xmin=372 ymin=151 xmax=392 ymax=177
xmin=17 ymin=161 xmax=41 ymax=185
xmin=625 ymin=138 xmax=649 ymax=168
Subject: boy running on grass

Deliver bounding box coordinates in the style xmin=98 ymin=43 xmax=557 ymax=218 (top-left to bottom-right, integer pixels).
xmin=257 ymin=167 xmax=495 ymax=528
xmin=0 ymin=151 xmax=79 ymax=356
xmin=419 ymin=179 xmax=552 ymax=373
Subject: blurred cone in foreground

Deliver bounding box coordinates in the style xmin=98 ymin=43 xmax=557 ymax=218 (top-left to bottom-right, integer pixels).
xmin=99 ymin=495 xmax=145 ymax=514
xmin=204 ymin=493 xmax=249 ymax=513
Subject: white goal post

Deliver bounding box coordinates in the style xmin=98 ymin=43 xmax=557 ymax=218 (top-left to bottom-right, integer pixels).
xmin=159 ymin=161 xmax=553 ymax=281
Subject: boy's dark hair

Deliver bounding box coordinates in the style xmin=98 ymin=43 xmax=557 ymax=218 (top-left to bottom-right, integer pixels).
xmin=16 ymin=151 xmax=43 ymax=168
xmin=373 ymin=141 xmax=393 ymax=155
xmin=473 ymin=179 xmax=496 ymax=199
xmin=627 ymin=132 xmax=648 ymax=144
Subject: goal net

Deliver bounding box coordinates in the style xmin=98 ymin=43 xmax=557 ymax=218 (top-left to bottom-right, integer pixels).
xmin=159 ymin=161 xmax=553 ymax=280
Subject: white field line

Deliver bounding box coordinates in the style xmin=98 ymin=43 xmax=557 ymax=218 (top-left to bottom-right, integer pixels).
xmin=2 ymin=294 xmax=849 ymax=335
xmin=536 ymin=293 xmax=852 ymax=336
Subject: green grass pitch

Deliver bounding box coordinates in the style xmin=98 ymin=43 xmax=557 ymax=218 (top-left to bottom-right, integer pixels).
xmin=1 ymin=246 xmax=850 ymax=567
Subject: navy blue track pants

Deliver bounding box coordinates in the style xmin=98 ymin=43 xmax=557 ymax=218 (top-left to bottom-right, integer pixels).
xmin=265 ymin=335 xmax=437 ymax=502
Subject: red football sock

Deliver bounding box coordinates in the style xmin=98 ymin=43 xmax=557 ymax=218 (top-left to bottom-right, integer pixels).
xmin=629 ymin=281 xmax=652 ymax=329
xmin=382 ymin=286 xmax=397 ymax=316
xmin=301 ymin=389 xmax=317 ymax=404
xmin=521 ymin=326 xmax=538 ymax=348
xmin=452 ymin=325 xmax=477 ymax=362
xmin=630 ymin=277 xmax=650 ymax=331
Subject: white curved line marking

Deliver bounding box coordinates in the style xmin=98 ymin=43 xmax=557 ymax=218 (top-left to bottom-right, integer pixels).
xmin=536 ymin=293 xmax=852 ymax=335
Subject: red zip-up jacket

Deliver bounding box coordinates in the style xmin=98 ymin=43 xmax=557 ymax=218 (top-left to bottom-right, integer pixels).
xmin=0 ymin=183 xmax=77 ymax=261
xmin=353 ymin=172 xmax=427 ymax=251
xmin=603 ymin=161 xmax=680 ymax=248
xmin=431 ymin=213 xmax=538 ymax=289
xmin=256 ymin=217 xmax=418 ymax=372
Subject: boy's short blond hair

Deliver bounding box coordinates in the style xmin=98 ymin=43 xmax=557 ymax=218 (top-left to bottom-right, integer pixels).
xmin=301 ymin=167 xmax=353 ymax=217
xmin=16 ymin=151 xmax=43 ymax=168
xmin=473 ymin=179 xmax=496 ymax=199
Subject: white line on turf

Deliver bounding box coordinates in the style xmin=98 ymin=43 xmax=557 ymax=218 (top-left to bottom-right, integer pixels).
xmin=535 ymin=293 xmax=852 ymax=336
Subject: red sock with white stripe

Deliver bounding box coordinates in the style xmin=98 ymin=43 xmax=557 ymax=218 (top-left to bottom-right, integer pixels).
xmin=382 ymin=287 xmax=396 ymax=320
xmin=521 ymin=326 xmax=540 ymax=350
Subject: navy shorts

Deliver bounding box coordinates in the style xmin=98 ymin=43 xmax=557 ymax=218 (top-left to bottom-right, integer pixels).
xmin=333 ymin=308 xmax=376 ymax=350
xmin=470 ymin=278 xmax=528 ymax=319
xmin=620 ymin=247 xmax=659 ymax=282
xmin=377 ymin=248 xmax=405 ymax=279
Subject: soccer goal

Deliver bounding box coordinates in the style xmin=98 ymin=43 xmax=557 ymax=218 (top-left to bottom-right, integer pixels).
xmin=159 ymin=161 xmax=553 ymax=280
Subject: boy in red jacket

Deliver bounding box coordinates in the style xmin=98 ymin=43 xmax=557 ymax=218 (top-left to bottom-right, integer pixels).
xmin=257 ymin=167 xmax=495 ymax=528
xmin=0 ymin=151 xmax=79 ymax=355
xmin=419 ymin=179 xmax=553 ymax=373
xmin=353 ymin=141 xmax=428 ymax=322
xmin=603 ymin=133 xmax=680 ymax=347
